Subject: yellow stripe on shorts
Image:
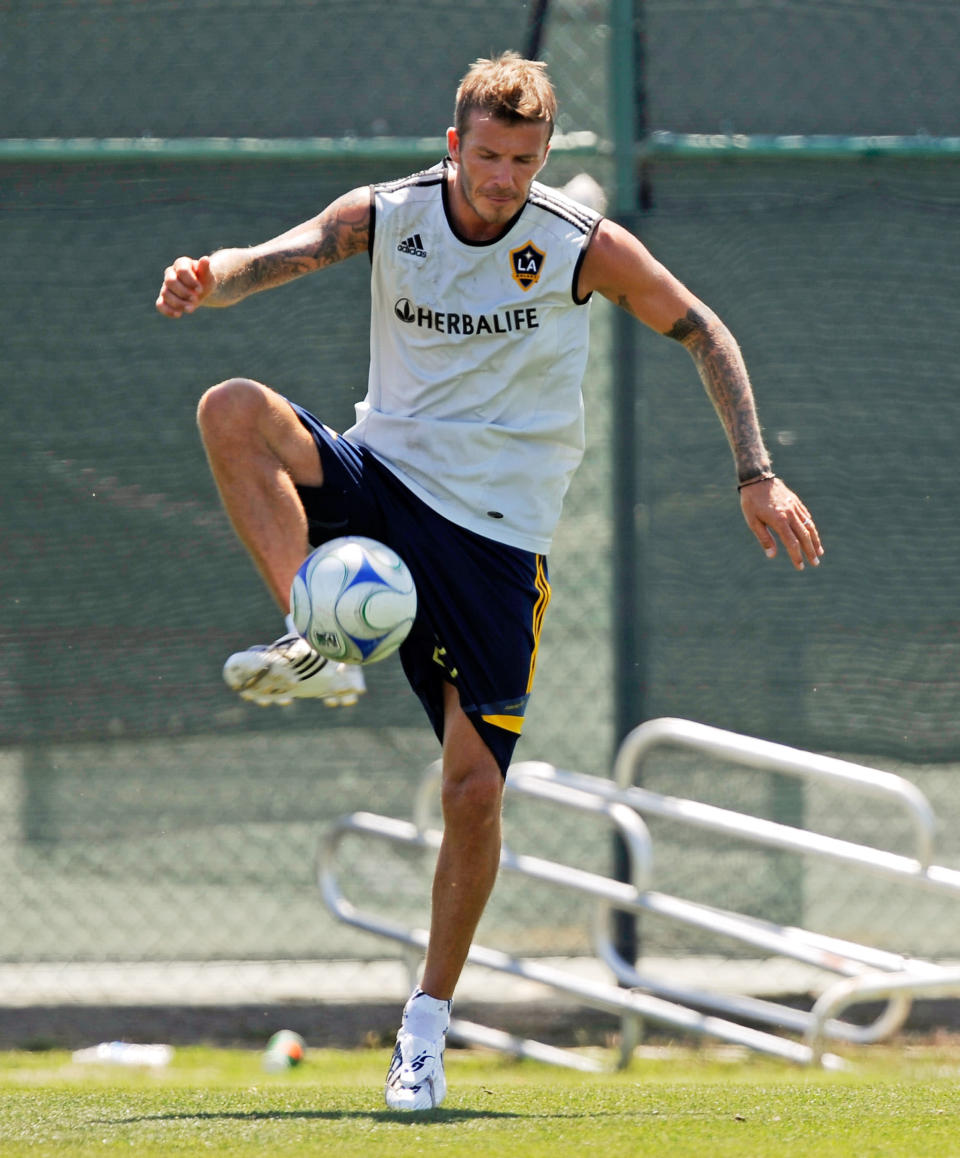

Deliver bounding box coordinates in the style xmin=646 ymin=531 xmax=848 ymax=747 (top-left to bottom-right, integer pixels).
xmin=526 ymin=554 xmax=551 ymax=694
xmin=480 ymin=713 xmax=526 ymax=735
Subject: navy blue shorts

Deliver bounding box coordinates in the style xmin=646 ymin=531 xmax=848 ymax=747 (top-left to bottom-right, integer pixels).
xmin=289 ymin=402 xmax=551 ymax=777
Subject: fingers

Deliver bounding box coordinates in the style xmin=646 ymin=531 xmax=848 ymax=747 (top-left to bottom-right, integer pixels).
xmin=742 ymin=479 xmax=824 ymax=572
xmin=155 ymin=255 xmax=211 ymax=318
xmin=795 ymin=506 xmax=824 ymax=567
xmin=777 ymin=513 xmax=822 ymax=571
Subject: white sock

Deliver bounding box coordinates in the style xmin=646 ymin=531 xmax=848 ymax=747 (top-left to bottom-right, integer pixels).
xmin=403 ymin=987 xmax=451 ymax=1038
xmin=285 ymin=613 xmax=298 ymax=636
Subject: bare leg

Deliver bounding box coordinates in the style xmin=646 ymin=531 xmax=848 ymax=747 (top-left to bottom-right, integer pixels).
xmin=196 ymin=378 xmax=323 ymax=611
xmin=419 ymin=681 xmax=505 ymax=1000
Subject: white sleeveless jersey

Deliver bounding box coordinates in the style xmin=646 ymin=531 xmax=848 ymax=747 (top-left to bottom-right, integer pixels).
xmin=343 ymin=160 xmax=601 ymax=554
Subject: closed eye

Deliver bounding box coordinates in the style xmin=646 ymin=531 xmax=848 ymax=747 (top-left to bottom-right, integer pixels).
xmin=477 ymin=150 xmax=538 ymax=165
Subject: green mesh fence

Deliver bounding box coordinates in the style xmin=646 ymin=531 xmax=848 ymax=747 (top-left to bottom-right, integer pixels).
xmin=630 ymin=157 xmax=960 ymax=762
xmin=2 ymin=0 xmax=528 ymax=139
xmin=640 ymin=0 xmax=960 ymax=138
xmin=2 ymin=0 xmax=960 ymax=987
xmin=0 ymin=1 xmax=615 ymax=974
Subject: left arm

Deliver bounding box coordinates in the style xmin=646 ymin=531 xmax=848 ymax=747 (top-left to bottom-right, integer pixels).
xmin=579 ymin=218 xmax=823 ymax=570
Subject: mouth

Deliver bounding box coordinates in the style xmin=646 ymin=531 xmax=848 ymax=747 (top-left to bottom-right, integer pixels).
xmin=482 ymin=191 xmax=517 ymax=208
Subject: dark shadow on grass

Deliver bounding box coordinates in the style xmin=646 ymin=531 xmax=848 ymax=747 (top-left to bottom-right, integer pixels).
xmin=99 ymin=1108 xmax=524 ymax=1125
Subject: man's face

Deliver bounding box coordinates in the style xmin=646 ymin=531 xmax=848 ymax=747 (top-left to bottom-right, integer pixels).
xmin=447 ymin=111 xmax=551 ymax=239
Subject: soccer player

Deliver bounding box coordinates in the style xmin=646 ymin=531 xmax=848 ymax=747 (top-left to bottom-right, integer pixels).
xmin=156 ymin=52 xmax=823 ymax=1109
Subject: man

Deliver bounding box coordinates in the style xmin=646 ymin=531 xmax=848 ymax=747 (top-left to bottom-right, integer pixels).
xmin=156 ymin=52 xmax=823 ymax=1110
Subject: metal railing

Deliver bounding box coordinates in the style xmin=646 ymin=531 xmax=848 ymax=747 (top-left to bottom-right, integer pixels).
xmin=319 ymin=718 xmax=960 ymax=1069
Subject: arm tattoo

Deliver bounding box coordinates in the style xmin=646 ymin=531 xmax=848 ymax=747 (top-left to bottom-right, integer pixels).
xmin=237 ymin=252 xmax=315 ymax=292
xmin=664 ymin=313 xmax=699 ymax=343
xmin=305 ymin=192 xmax=370 ymax=265
xmin=209 ymin=189 xmax=370 ymax=303
xmin=666 ymin=307 xmax=771 ymax=478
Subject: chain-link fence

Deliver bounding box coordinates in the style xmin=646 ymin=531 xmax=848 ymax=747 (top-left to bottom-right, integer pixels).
xmin=0 ymin=1 xmax=616 ymax=996
xmin=3 ymin=0 xmax=960 ymax=1008
xmin=640 ymin=0 xmax=960 ymax=137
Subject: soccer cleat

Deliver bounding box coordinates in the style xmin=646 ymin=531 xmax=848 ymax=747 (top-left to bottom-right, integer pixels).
xmin=222 ymin=632 xmax=366 ymax=708
xmin=384 ymin=1029 xmax=447 ymax=1111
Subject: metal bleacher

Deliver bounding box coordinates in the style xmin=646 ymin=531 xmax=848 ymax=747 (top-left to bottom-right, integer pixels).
xmin=320 ymin=718 xmax=960 ymax=1071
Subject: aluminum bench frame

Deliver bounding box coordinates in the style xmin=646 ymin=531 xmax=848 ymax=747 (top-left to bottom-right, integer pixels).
xmin=319 ymin=718 xmax=960 ymax=1070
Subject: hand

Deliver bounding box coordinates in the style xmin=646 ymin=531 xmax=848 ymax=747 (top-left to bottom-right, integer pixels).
xmin=155 ymin=255 xmax=215 ymax=318
xmin=740 ymin=477 xmax=824 ymax=571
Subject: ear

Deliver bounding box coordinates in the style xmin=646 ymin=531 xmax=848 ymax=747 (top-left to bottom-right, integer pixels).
xmin=446 ymin=126 xmax=460 ymax=162
xmin=536 ymin=140 xmax=552 ymax=176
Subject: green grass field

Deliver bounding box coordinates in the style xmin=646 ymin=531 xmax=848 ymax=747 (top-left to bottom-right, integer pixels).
xmin=1 ymin=1044 xmax=959 ymax=1157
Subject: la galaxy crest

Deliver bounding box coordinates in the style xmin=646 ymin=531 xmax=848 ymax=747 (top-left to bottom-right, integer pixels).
xmin=510 ymin=241 xmax=545 ymax=291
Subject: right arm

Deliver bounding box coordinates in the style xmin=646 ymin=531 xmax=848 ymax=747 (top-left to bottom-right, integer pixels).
xmin=155 ymin=186 xmax=371 ymax=318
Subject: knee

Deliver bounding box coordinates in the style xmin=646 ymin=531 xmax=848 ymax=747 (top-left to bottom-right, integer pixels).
xmin=196 ymin=377 xmax=267 ymax=439
xmin=441 ymin=762 xmax=503 ymax=831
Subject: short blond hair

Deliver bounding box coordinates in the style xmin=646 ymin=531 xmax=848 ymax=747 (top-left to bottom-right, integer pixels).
xmin=454 ymin=51 xmax=557 ymax=139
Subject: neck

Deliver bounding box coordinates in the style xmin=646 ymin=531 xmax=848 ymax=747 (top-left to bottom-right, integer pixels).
xmin=444 ymin=164 xmax=524 ymax=244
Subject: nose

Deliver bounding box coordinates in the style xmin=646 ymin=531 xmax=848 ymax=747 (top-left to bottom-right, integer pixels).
xmin=489 ymin=158 xmax=514 ymax=189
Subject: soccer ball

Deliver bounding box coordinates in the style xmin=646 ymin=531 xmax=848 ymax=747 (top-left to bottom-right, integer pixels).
xmin=290 ymin=536 xmax=417 ymax=665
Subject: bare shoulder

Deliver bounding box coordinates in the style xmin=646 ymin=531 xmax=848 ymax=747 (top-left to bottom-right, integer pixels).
xmin=580 ymin=218 xmax=697 ymax=333
xmin=323 ymin=186 xmax=373 ymax=257
xmin=290 ymin=185 xmax=372 ymax=266
xmin=580 ymin=218 xmax=664 ymax=298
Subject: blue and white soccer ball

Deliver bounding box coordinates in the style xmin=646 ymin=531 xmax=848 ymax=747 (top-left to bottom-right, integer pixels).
xmin=290 ymin=536 xmax=417 ymax=665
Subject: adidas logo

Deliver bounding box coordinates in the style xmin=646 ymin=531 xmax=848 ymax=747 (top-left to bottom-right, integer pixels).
xmin=397 ymin=233 xmax=427 ymax=258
